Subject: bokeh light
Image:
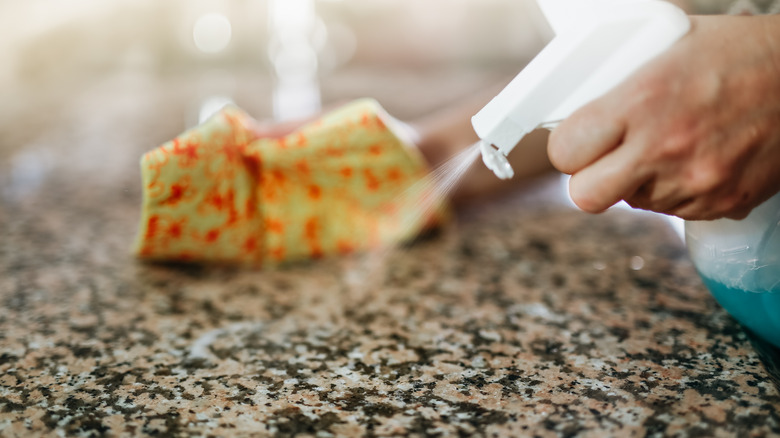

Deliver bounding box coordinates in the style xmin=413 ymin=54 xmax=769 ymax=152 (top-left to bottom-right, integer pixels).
xmin=192 ymin=12 xmax=232 ymax=53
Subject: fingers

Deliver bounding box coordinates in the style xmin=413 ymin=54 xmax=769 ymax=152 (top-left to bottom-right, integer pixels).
xmin=667 ymin=198 xmax=727 ymax=221
xmin=567 ymin=139 xmax=651 ymax=213
xmin=548 ymin=95 xmax=638 ymax=213
xmin=668 ymin=185 xmax=767 ymax=221
xmin=625 ymin=178 xmax=695 ymax=214
xmin=548 ymin=99 xmax=627 ymax=175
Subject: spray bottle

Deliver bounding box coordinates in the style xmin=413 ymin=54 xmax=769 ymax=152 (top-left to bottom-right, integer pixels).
xmin=472 ymin=0 xmax=780 ymax=348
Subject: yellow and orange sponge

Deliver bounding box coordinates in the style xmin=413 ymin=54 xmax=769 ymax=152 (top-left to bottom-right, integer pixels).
xmin=134 ymin=99 xmax=447 ymax=265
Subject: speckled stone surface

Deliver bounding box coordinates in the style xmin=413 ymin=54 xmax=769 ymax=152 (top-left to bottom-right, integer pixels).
xmin=2 ymin=72 xmax=779 ymax=437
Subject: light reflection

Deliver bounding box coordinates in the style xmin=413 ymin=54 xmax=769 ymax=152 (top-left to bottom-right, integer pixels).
xmin=192 ymin=13 xmax=232 ymax=53
xmin=666 ymin=215 xmax=685 ymax=242
xmin=193 ymin=68 xmax=237 ymax=126
xmin=630 ymin=255 xmax=645 ymax=271
xmin=317 ymin=20 xmax=357 ymax=72
xmin=269 ymin=0 xmax=315 ymax=45
xmin=272 ymin=43 xmax=318 ymax=80
xmin=198 ymin=95 xmax=234 ymax=124
xmin=268 ymin=0 xmax=321 ymax=121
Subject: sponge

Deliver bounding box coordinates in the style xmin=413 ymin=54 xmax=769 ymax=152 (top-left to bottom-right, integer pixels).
xmin=134 ymin=99 xmax=447 ymax=265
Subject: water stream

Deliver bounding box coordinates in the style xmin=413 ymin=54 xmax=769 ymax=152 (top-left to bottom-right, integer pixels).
xmin=344 ymin=141 xmax=483 ymax=290
xmin=396 ymin=140 xmax=483 ymax=233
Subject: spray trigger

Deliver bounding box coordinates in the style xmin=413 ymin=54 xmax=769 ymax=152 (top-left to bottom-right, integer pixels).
xmin=539 ymin=120 xmax=562 ymax=131
xmin=471 ymin=0 xmax=690 ymax=181
xmin=480 ymin=141 xmax=514 ymax=180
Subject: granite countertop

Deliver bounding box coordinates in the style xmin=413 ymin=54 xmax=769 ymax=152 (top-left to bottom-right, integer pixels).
xmin=1 ymin=71 xmax=779 ymax=437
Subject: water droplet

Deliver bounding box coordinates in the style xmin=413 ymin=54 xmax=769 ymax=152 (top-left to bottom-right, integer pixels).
xmin=630 ymin=256 xmax=645 ymax=271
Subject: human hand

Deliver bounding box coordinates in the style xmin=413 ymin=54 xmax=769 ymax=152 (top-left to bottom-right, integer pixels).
xmin=547 ymin=14 xmax=780 ymax=220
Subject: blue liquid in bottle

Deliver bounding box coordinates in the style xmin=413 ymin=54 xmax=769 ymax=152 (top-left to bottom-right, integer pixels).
xmin=686 ymin=192 xmax=780 ymax=349
xmin=700 ymin=275 xmax=780 ymax=348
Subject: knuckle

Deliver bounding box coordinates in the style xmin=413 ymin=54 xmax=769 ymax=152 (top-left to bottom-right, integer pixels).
xmin=745 ymin=118 xmax=771 ymax=144
xmin=628 ymin=72 xmax=668 ymax=108
xmin=685 ymin=161 xmax=726 ymax=195
xmin=653 ymin=123 xmax=698 ymax=160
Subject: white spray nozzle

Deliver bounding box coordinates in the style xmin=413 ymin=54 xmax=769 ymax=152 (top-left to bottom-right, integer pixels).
xmin=472 ymin=0 xmax=690 ymax=179
xmin=480 ymin=140 xmax=515 ymax=180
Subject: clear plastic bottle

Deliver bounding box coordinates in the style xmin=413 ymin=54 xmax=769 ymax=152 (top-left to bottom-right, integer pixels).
xmin=685 ymin=193 xmax=780 ymax=348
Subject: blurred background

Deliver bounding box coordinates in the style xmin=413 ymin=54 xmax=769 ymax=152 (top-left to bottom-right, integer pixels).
xmin=0 ymin=0 xmax=558 ymax=222
xmin=0 ymin=0 xmax=559 ymax=209
xmin=2 ymin=0 xmax=746 ymax=208
xmin=0 ymin=0 xmax=552 ymax=126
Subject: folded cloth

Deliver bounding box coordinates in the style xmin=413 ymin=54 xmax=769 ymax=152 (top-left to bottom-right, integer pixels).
xmin=134 ymin=99 xmax=448 ymax=265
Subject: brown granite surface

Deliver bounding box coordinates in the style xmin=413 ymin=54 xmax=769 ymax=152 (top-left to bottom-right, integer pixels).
xmin=2 ymin=71 xmax=780 ymax=438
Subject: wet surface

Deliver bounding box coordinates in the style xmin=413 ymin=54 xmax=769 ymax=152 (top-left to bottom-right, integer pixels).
xmin=1 ymin=71 xmax=779 ymax=437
